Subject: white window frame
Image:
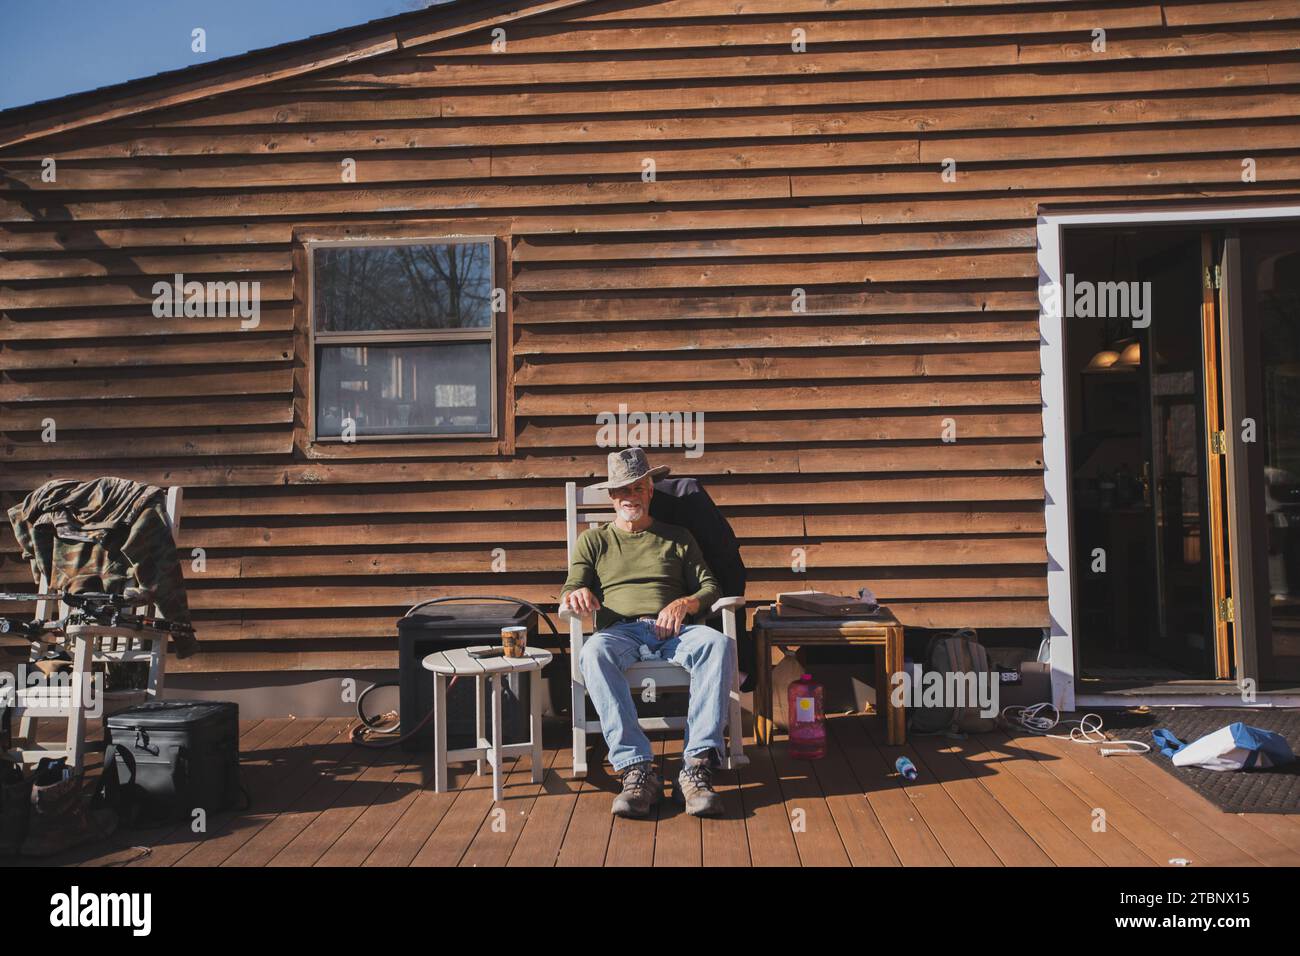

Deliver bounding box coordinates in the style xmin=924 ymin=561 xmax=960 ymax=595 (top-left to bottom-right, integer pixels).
xmin=306 ymin=235 xmax=498 ymax=442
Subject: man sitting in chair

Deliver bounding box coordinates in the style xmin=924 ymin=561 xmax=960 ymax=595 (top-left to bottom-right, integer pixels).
xmin=560 ymin=448 xmax=733 ymax=819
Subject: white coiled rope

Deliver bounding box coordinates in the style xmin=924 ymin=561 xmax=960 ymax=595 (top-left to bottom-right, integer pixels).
xmin=1001 ymin=702 xmax=1151 ymax=756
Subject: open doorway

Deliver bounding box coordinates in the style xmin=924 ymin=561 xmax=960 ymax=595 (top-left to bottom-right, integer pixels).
xmin=1063 ymin=227 xmax=1229 ymax=682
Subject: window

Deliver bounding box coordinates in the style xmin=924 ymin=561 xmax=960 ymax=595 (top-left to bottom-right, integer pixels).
xmin=308 ymin=238 xmax=498 ymax=440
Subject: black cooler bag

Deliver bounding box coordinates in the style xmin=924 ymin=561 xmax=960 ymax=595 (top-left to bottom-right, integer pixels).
xmin=103 ymin=700 xmax=242 ymax=825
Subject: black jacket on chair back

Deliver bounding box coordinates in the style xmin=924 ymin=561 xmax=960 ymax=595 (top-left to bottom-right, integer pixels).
xmin=650 ymin=476 xmax=752 ymax=676
xmin=650 ymin=477 xmax=745 ymax=601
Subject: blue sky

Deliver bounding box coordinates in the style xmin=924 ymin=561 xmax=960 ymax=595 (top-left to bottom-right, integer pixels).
xmin=0 ymin=0 xmax=446 ymax=112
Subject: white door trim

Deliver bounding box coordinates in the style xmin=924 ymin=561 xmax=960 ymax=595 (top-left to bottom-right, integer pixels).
xmin=1037 ymin=201 xmax=1300 ymax=710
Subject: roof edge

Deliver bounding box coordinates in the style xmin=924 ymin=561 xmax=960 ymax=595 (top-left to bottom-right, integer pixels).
xmin=0 ymin=0 xmax=594 ymax=152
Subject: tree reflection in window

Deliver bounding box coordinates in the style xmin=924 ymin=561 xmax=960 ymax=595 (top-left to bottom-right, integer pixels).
xmin=314 ymin=242 xmax=492 ymax=333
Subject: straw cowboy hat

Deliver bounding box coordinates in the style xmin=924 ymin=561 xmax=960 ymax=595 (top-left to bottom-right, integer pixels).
xmin=592 ymin=447 xmax=670 ymax=491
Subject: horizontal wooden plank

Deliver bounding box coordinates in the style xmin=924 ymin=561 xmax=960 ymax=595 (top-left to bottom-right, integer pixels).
xmin=498 ymin=3 xmax=1166 ymax=43
xmin=514 ymin=316 xmax=1039 ymax=354
xmin=0 ymin=308 xmax=296 ymax=341
xmin=0 ymin=251 xmax=290 ymax=281
xmin=0 ymin=177 xmax=795 ymax=223
xmin=1163 ymin=0 xmax=1299 ymax=27
xmin=167 ymin=647 xmax=400 ymax=673
xmin=514 ymin=289 xmax=1040 ymax=323
xmin=514 ymin=347 xmax=1041 ymax=384
xmin=1 ymin=398 xmax=293 ymax=430
xmin=0 ymin=367 xmax=293 ymax=402
xmin=797 ymin=89 xmax=1300 ymax=139
xmin=517 ymin=412 xmax=1044 ymax=445
xmin=0 ymin=275 xmax=292 ymax=310
xmin=792 ymin=155 xmax=1300 ymax=199
xmin=516 ymin=379 xmax=1041 ymax=414
xmin=513 ymin=251 xmax=1036 ymax=291
xmin=512 ymin=228 xmax=1035 ymax=263
xmin=918 ymin=121 xmax=1300 ymax=164
xmin=1 ymin=337 xmax=293 ymax=370
xmin=2 ymin=431 xmax=293 ymax=461
xmin=553 ymin=0 xmax=1146 ymax=23
xmin=0 ymin=222 xmax=295 ymax=251
xmin=0 ymin=154 xmax=488 ymax=191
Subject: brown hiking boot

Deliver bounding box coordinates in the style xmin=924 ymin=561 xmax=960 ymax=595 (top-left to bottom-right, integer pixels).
xmin=611 ymin=761 xmax=662 ymax=819
xmin=20 ymin=760 xmax=117 ymax=858
xmin=674 ymin=752 xmax=725 ymax=817
xmin=0 ymin=762 xmax=31 ymax=857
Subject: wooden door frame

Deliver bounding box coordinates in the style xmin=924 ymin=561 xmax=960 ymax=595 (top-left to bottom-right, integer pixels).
xmin=1037 ymin=202 xmax=1300 ymax=710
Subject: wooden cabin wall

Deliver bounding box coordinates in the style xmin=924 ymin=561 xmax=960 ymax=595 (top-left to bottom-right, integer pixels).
xmin=2 ymin=0 xmax=1299 ymax=673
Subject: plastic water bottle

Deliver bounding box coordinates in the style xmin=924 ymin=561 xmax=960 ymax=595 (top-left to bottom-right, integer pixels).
xmin=895 ymin=756 xmax=919 ymax=781
xmin=788 ymin=673 xmax=826 ymax=760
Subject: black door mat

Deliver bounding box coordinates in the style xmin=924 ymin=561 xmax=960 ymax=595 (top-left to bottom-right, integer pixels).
xmin=1101 ymin=707 xmax=1300 ymax=814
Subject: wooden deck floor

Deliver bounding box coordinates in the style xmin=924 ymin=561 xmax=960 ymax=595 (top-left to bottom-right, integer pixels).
xmin=38 ymin=713 xmax=1300 ymax=867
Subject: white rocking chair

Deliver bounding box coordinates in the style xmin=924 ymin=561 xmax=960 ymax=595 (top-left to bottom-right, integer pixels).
xmin=561 ymin=479 xmax=748 ymax=779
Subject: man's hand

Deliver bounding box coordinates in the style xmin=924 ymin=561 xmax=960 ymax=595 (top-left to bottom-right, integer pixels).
xmin=654 ymin=596 xmax=699 ymax=640
xmin=564 ymin=587 xmax=601 ymax=617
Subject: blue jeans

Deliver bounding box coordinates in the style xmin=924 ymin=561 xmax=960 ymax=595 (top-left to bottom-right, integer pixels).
xmin=578 ymin=619 xmax=735 ymax=772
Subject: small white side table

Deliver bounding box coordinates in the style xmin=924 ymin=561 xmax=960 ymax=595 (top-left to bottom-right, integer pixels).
xmin=422 ymin=644 xmax=552 ymax=802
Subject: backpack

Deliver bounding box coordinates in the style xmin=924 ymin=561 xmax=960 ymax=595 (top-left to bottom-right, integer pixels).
xmin=907 ymin=628 xmax=999 ymax=736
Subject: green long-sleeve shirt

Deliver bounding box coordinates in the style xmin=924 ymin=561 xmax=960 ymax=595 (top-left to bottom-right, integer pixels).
xmin=560 ymin=520 xmax=721 ymax=631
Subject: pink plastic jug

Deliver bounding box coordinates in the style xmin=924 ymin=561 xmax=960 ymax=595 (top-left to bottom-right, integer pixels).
xmin=787 ymin=673 xmax=826 ymax=760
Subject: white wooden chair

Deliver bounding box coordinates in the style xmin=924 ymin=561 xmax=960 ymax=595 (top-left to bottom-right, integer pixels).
xmin=560 ymin=480 xmax=748 ymax=778
xmin=8 ymin=486 xmax=183 ymax=773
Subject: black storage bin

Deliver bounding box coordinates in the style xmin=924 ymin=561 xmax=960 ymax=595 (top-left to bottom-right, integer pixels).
xmin=397 ymin=603 xmax=538 ymax=752
xmin=104 ymin=700 xmax=241 ymax=825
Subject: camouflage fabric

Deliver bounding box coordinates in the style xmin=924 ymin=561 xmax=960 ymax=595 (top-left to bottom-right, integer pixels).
xmin=7 ymin=477 xmax=196 ymax=657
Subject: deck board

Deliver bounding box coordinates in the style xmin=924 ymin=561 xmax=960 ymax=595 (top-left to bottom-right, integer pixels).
xmin=505 ymin=742 xmax=582 ymax=867
xmin=826 ymin=715 xmax=952 ymax=866
xmin=161 ymin=717 xmax=338 ymax=867
xmin=653 ymin=737 xmax=703 ymax=868
xmin=461 ymin=747 xmax=560 ymax=868
xmin=860 ymin=713 xmax=1003 ymax=866
xmin=27 ymin=715 xmax=1300 ymax=867
xmin=1011 ymin=727 xmax=1263 ymax=868
xmin=910 ymin=730 xmax=1103 ymax=867
xmin=973 ymin=730 xmax=1157 ymax=867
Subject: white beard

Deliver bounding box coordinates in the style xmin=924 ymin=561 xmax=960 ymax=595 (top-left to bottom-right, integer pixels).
xmin=617 ymin=503 xmax=644 ymax=521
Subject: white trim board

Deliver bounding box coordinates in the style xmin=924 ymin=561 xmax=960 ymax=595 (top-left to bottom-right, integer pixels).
xmin=1076 ymin=694 xmax=1300 ymax=710
xmin=1036 ymin=201 xmax=1300 ymax=711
